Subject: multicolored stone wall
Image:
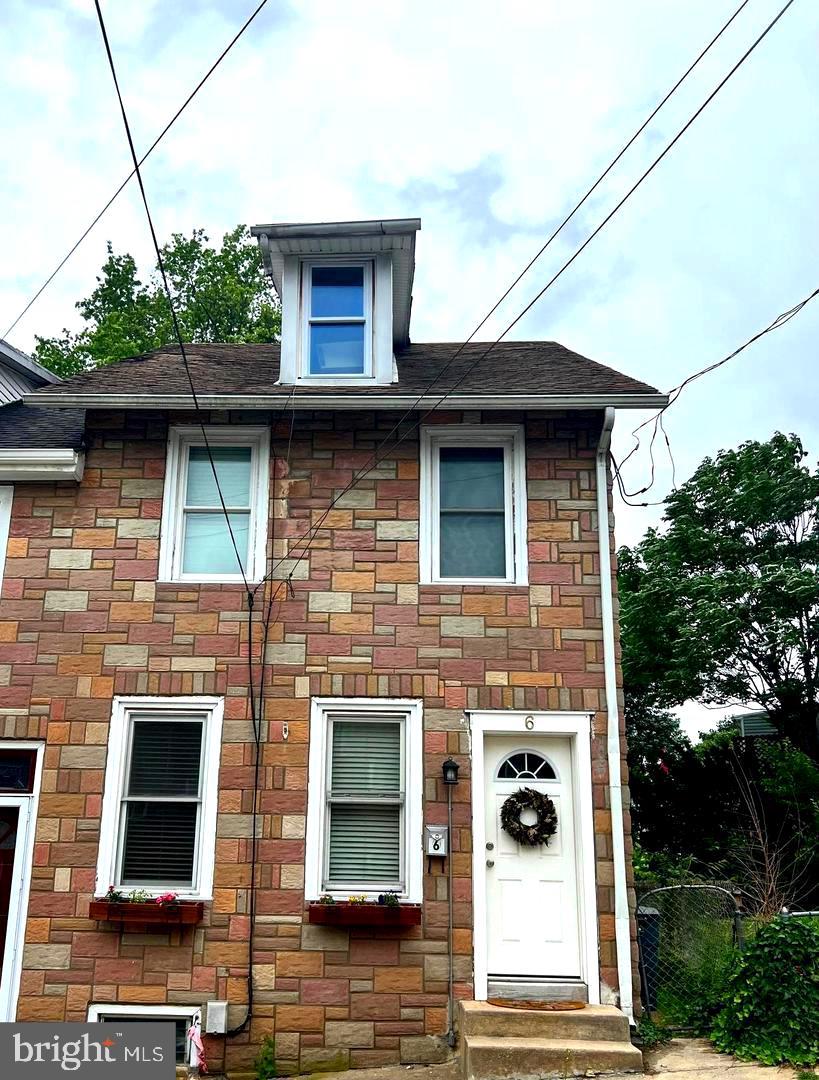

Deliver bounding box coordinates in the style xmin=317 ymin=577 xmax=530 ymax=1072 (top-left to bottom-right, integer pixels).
xmin=0 ymin=406 xmax=633 ymax=1075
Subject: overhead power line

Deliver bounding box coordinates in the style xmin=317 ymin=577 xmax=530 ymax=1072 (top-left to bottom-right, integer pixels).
xmin=4 ymin=0 xmax=271 ymax=340
xmin=92 ymin=0 xmax=251 ymax=594
xmin=253 ymin=0 xmax=798 ymax=593
xmin=612 ymin=282 xmax=819 ymax=505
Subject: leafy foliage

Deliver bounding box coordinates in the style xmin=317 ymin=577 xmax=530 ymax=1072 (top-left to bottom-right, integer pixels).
xmin=620 ymin=433 xmax=819 ymax=757
xmin=254 ymin=1035 xmax=277 ymax=1080
xmin=34 ymin=226 xmax=280 ymax=377
xmin=711 ymin=916 xmax=819 ymax=1066
xmin=635 ymin=1015 xmax=672 ymax=1051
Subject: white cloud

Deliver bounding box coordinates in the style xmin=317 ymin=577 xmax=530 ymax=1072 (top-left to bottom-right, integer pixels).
xmin=1 ymin=0 xmax=817 ymax=553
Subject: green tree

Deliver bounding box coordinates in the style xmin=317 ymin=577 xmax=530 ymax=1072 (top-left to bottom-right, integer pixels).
xmin=34 ymin=226 xmax=280 ymax=378
xmin=620 ymin=433 xmax=819 ymax=758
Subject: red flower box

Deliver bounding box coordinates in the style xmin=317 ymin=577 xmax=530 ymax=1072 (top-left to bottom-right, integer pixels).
xmin=89 ymin=900 xmax=204 ymax=926
xmin=308 ymin=902 xmax=422 ymax=928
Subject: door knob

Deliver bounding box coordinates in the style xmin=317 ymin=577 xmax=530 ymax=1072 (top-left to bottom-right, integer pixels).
xmin=486 ymin=860 xmax=495 ymax=868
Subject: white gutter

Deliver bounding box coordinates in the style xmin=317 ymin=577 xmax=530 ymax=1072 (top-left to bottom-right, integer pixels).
xmin=595 ymin=406 xmax=633 ymax=1022
xmin=0 ymin=449 xmax=84 ymax=482
xmin=24 ymin=391 xmax=669 ymax=411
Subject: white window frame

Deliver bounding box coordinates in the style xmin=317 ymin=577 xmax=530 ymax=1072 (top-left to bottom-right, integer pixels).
xmin=95 ymin=696 xmax=224 ymax=901
xmin=300 ymin=259 xmax=374 ymax=381
xmin=88 ymin=1003 xmax=202 ymax=1070
xmin=420 ymin=424 xmax=528 ymax=586
xmin=305 ymin=697 xmax=423 ymax=904
xmin=278 ymin=253 xmax=394 ymax=386
xmin=0 ymin=740 xmax=44 ymax=1023
xmin=158 ymin=425 xmax=269 ymax=584
xmin=0 ymin=485 xmax=12 ymax=595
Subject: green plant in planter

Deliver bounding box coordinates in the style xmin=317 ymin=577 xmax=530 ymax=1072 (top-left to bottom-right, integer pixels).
xmin=104 ymin=886 xmax=127 ymax=903
xmin=347 ymin=895 xmax=368 ymax=904
xmin=711 ymin=916 xmax=819 ymax=1067
xmin=254 ymin=1035 xmax=277 ymax=1080
xmin=317 ymin=894 xmax=335 ymax=905
xmin=378 ymin=892 xmax=400 ymax=907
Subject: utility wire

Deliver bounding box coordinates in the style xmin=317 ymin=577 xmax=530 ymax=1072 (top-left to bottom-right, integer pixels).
xmin=92 ymin=0 xmax=252 ymax=596
xmin=259 ymin=0 xmax=755 ymax=555
xmin=4 ymin=0 xmax=271 ymax=339
xmin=254 ymin=0 xmax=798 ymax=592
xmin=612 ymin=282 xmax=819 ymax=504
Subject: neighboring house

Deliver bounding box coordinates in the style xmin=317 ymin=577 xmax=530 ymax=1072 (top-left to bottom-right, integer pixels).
xmin=0 ymin=219 xmax=663 ymax=1077
xmin=734 ymin=710 xmax=777 ymax=738
xmin=0 ymin=338 xmax=60 ymax=404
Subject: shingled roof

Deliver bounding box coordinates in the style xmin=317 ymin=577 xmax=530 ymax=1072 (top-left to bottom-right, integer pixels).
xmin=25 ymin=341 xmax=664 ymax=410
xmin=0 ymin=401 xmax=86 ymax=449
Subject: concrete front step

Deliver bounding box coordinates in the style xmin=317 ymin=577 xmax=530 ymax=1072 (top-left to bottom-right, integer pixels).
xmin=460 ymin=1001 xmax=630 ymax=1042
xmin=462 ymin=1035 xmax=643 ymax=1079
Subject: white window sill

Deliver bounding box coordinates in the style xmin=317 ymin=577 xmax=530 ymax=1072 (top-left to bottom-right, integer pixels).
xmin=156 ymin=577 xmax=262 ymax=586
xmin=94 ymin=891 xmax=212 ymax=902
xmin=421 ymin=576 xmax=529 ymax=587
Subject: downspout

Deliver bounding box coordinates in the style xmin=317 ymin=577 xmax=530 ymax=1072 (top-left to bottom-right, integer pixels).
xmin=595 ymin=407 xmax=634 ymax=1022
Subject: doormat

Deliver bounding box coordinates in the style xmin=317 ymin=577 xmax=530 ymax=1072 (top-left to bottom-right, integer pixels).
xmin=487 ymin=998 xmax=586 ymax=1011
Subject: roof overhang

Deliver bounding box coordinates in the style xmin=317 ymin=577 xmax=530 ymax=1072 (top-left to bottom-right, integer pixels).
xmin=0 ymin=339 xmax=60 ymax=386
xmin=24 ymin=391 xmax=669 ymax=411
xmin=0 ymin=448 xmax=84 ymax=482
xmin=250 ymin=218 xmax=421 ymax=347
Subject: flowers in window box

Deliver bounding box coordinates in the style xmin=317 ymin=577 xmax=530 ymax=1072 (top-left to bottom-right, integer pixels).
xmin=347 ymin=895 xmax=368 ymax=904
xmin=317 ymin=894 xmax=336 ymax=905
xmin=155 ymin=892 xmax=179 ymax=907
xmin=378 ymin=892 xmax=400 ymax=907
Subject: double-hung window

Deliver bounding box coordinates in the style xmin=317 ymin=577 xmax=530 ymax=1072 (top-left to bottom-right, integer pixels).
xmin=96 ymin=697 xmax=223 ymax=900
xmin=305 ymin=698 xmax=422 ymax=902
xmin=420 ymin=425 xmax=528 ymax=585
xmin=159 ymin=426 xmax=269 ymax=583
xmin=302 ymin=261 xmax=372 ymax=377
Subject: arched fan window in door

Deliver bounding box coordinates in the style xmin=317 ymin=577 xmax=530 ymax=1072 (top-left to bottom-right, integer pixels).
xmin=496 ymin=750 xmax=556 ymax=781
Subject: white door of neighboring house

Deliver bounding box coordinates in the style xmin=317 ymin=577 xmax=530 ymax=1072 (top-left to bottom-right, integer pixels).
xmin=0 ymin=745 xmax=42 ymax=1022
xmin=484 ymin=735 xmax=582 ymax=982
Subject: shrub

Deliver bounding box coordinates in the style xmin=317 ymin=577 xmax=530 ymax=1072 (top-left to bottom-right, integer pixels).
xmin=711 ymin=916 xmax=819 ymax=1066
xmin=254 ymin=1035 xmax=277 ymax=1080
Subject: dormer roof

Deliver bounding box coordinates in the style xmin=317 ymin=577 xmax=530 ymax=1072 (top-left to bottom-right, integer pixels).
xmin=251 ymin=218 xmax=420 ymax=347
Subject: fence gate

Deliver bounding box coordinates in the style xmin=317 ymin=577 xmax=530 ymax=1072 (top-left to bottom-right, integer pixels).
xmin=637 ymin=885 xmax=744 ymax=1029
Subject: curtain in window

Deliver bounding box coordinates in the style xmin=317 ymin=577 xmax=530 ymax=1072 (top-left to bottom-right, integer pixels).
xmin=181 ymin=446 xmax=251 ymax=575
xmin=120 ymin=719 xmax=203 ymax=887
xmin=326 ymin=720 xmax=402 ymax=886
xmin=439 ymin=446 xmax=506 ymax=578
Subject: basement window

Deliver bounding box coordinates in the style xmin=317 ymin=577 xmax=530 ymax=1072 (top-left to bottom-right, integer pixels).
xmin=88 ymin=1004 xmax=200 ymax=1067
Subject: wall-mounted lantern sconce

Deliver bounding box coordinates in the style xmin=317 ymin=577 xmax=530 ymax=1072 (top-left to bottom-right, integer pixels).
xmin=442 ymin=758 xmax=460 ymax=786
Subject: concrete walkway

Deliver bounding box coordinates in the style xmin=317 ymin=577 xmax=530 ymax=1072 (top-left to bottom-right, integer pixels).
xmin=642 ymin=1038 xmax=812 ymax=1078
xmin=279 ymin=1039 xmax=814 ymax=1079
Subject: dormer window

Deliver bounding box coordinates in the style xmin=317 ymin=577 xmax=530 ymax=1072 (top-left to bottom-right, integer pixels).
xmin=304 ymin=262 xmax=372 ymax=377
xmin=251 ymin=218 xmax=420 ymax=387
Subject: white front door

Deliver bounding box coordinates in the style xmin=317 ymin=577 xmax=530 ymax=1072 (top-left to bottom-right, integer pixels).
xmin=484 ymin=735 xmax=581 ymax=980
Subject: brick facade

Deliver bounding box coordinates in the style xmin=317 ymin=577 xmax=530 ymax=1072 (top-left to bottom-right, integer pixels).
xmin=0 ymin=406 xmax=634 ymax=1076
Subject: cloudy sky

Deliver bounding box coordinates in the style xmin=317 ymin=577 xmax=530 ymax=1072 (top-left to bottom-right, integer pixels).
xmin=2 ymin=0 xmax=818 ymax=736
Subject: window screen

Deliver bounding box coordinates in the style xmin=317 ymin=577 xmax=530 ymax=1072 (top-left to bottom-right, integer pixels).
xmin=439 ymin=446 xmax=506 ymax=578
xmin=120 ymin=719 xmax=203 ymax=887
xmin=325 ymin=719 xmax=403 ymax=888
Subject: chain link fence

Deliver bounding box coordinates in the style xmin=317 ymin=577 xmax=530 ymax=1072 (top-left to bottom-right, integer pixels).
xmin=637 ymin=884 xmax=747 ymax=1031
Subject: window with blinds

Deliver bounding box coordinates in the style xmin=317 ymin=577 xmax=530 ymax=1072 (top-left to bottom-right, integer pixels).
xmin=119 ymin=717 xmax=204 ymax=887
xmin=325 ymin=718 xmax=404 ymax=890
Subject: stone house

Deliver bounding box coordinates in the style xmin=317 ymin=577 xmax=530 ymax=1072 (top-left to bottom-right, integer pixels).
xmin=0 ymin=218 xmax=664 ymax=1077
